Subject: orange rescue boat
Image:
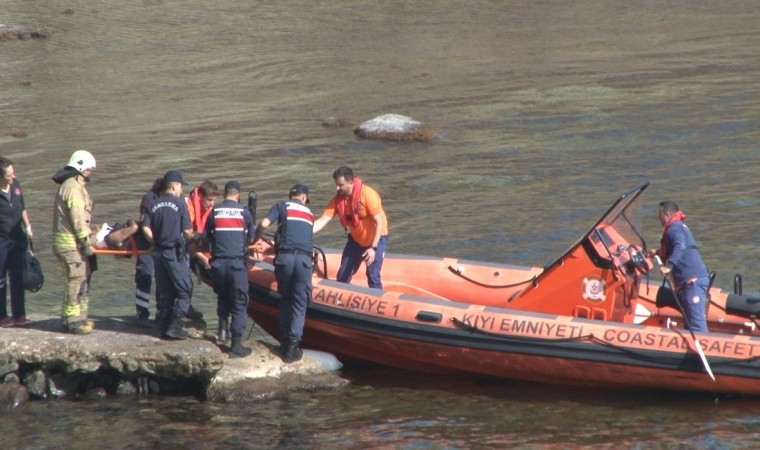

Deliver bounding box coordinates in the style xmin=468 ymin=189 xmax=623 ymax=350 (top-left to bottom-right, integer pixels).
xmin=241 ymin=182 xmax=760 ymax=395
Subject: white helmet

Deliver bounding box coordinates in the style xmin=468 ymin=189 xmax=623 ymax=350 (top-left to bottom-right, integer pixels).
xmin=67 ymin=150 xmax=96 ymax=173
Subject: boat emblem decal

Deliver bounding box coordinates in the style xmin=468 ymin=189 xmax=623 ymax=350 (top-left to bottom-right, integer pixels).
xmin=582 ymin=277 xmax=606 ymax=302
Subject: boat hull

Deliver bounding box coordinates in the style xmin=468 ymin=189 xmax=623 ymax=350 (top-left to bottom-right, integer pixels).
xmin=236 ymin=183 xmax=760 ymax=395
xmin=246 ymin=255 xmax=760 ymax=395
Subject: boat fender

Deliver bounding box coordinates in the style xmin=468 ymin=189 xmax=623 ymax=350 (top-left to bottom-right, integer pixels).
xmin=302 ymin=349 xmax=343 ymax=371
xmin=655 ymin=285 xmax=680 ymax=310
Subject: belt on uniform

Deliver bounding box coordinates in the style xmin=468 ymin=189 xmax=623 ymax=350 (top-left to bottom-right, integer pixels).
xmin=278 ymin=248 xmax=312 ymax=256
xmin=675 ymin=276 xmax=699 ymax=291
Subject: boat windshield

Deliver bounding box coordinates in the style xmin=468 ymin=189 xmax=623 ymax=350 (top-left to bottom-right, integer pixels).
xmin=594 ymin=181 xmax=649 ymax=251
xmin=544 ymin=182 xmax=650 ymax=272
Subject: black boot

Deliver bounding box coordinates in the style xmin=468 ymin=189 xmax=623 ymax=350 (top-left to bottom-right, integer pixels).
xmin=280 ymin=339 xmax=303 ymax=363
xmin=217 ymin=318 xmax=229 ymax=345
xmin=229 ymin=336 xmax=252 ymax=358
xmin=164 ymin=316 xmax=188 ymax=340
xmin=184 ymin=305 xmax=204 ymax=320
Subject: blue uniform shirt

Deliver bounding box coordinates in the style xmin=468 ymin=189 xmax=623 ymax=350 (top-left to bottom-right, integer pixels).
xmin=265 ymin=199 xmax=313 ymax=253
xmin=139 ymin=189 xmax=159 ymax=218
xmin=143 ymin=193 xmax=191 ymax=248
xmin=205 ymin=199 xmax=254 ymax=258
xmin=663 ymin=220 xmax=709 ymax=285
xmin=0 ymin=179 xmax=26 ymax=239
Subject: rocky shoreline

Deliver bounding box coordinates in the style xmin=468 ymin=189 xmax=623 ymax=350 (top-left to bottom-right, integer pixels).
xmin=0 ymin=313 xmax=348 ymax=408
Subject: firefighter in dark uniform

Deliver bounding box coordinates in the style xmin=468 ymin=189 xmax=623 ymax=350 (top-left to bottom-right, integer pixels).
xmin=204 ymin=180 xmax=255 ymax=358
xmin=142 ymin=170 xmax=196 ymax=340
xmin=253 ymin=184 xmax=314 ymax=363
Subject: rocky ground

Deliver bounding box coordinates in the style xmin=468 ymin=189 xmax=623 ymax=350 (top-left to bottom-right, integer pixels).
xmin=0 ymin=313 xmax=347 ymax=408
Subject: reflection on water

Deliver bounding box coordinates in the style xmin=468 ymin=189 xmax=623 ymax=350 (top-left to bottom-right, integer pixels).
xmin=3 ymin=365 xmax=760 ymax=448
xmin=3 ymin=0 xmax=760 ymax=447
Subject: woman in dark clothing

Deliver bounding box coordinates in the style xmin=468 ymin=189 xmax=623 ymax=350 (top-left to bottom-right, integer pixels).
xmin=0 ymin=157 xmax=34 ymax=327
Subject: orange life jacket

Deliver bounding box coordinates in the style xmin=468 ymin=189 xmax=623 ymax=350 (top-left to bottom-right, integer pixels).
xmin=335 ymin=177 xmax=363 ymax=228
xmin=187 ymin=187 xmax=212 ymax=232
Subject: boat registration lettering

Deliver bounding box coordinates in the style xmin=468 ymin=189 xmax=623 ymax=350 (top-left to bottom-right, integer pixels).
xmin=601 ymin=330 xmax=760 ymax=356
xmin=312 ymin=287 xmax=400 ymax=317
xmin=602 ymin=330 xmax=687 ymax=350
xmin=496 ymin=317 xmax=586 ymax=338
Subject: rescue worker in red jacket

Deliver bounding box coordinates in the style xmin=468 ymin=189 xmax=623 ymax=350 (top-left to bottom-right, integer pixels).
xmin=184 ymin=180 xmax=218 ymax=320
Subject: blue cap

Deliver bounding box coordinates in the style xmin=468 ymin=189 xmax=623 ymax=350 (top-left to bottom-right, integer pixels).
xmin=162 ymin=170 xmax=187 ymax=185
xmin=290 ymin=184 xmax=310 ymax=203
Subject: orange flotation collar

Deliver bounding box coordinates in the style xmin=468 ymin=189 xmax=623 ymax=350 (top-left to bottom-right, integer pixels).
xmin=335 ymin=177 xmax=363 ymax=228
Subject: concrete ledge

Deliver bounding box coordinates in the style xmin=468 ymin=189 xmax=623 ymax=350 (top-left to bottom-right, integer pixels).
xmin=0 ymin=314 xmax=347 ymax=406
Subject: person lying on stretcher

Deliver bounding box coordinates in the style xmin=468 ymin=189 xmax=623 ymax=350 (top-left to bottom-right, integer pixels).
xmin=93 ymin=220 xmax=151 ymax=256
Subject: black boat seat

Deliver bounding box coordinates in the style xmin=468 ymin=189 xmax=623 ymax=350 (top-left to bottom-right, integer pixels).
xmin=726 ymin=292 xmax=760 ymax=318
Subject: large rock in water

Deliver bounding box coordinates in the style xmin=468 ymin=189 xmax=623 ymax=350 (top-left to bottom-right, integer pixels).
xmin=354 ymin=114 xmax=437 ymax=142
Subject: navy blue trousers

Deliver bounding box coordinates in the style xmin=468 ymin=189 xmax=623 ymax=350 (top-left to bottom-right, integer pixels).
xmin=0 ymin=236 xmax=26 ymax=320
xmin=154 ymin=248 xmax=193 ymax=318
xmin=210 ymin=258 xmax=249 ymax=338
xmin=274 ymin=252 xmax=312 ymax=342
xmin=134 ymin=253 xmax=154 ymax=315
xmin=679 ymin=276 xmax=709 ymax=332
xmin=336 ymin=235 xmax=388 ymax=289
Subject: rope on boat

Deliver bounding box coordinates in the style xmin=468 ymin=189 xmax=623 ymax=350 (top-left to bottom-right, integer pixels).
xmin=446 ymin=265 xmax=536 ymax=289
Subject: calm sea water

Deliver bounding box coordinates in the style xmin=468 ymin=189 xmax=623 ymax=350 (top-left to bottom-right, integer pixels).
xmin=3 ymin=0 xmax=760 ymax=447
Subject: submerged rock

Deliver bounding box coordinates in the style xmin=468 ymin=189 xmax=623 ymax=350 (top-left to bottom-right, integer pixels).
xmin=354 ymin=113 xmax=437 ymax=142
xmin=0 ymin=24 xmax=52 ymax=40
xmin=322 ymin=117 xmax=355 ymax=128
xmin=0 ymin=384 xmax=29 ymax=410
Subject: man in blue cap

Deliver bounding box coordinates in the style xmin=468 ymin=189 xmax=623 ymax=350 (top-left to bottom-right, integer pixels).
xmin=204 ymin=180 xmax=255 ymax=357
xmin=142 ymin=169 xmax=196 ymax=339
xmin=253 ymin=183 xmax=313 ymax=363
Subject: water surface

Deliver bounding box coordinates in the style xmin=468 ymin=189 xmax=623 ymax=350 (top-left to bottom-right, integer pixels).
xmin=2 ymin=0 xmax=760 ymax=447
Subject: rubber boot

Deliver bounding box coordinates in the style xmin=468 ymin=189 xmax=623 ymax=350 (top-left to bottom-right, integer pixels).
xmin=280 ymin=339 xmax=303 ymax=363
xmin=229 ymin=336 xmax=252 ymax=358
xmin=164 ymin=316 xmax=188 ymax=340
xmin=67 ymin=320 xmax=93 ymax=335
xmin=217 ymin=318 xmax=229 ymax=345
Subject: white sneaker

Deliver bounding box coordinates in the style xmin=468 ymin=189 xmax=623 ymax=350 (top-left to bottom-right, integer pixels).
xmin=95 ymin=223 xmax=112 ymax=244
